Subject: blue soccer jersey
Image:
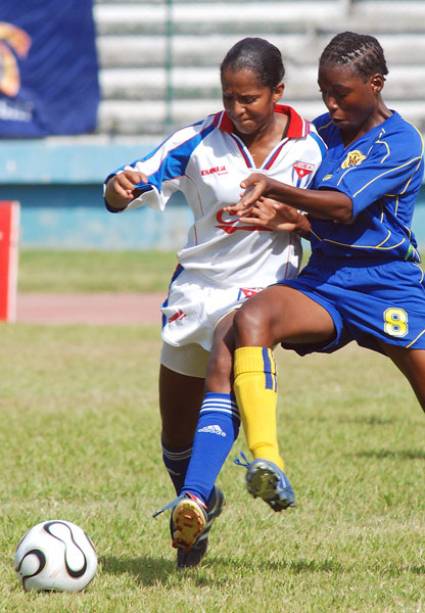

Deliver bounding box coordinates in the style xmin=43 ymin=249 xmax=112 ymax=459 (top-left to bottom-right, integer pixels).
xmin=311 ymin=111 xmax=424 ymax=262
xmin=281 ymin=111 xmax=425 ymax=353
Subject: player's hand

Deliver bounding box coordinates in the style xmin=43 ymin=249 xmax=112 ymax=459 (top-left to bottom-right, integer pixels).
xmin=224 ymin=172 xmax=271 ymax=216
xmin=104 ymin=170 xmax=149 ymax=211
xmin=239 ymin=198 xmax=312 ymax=235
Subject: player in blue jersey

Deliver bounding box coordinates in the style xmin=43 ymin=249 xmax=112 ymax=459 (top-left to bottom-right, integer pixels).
xmin=222 ymin=31 xmax=425 ymax=512
xmin=105 ymin=37 xmax=324 ymax=565
xmin=156 ymin=30 xmax=425 ymax=555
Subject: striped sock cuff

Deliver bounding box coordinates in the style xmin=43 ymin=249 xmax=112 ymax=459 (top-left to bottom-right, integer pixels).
xmin=161 ymin=445 xmax=192 ymax=461
xmin=200 ymin=392 xmax=240 ymax=422
xmin=234 ymin=347 xmax=276 ymax=376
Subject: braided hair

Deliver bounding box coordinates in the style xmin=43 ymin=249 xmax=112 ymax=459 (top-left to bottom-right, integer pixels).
xmin=319 ymin=32 xmax=388 ymax=80
xmin=220 ymin=37 xmax=285 ymax=89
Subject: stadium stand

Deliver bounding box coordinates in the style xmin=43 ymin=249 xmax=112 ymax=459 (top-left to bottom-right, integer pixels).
xmin=2 ymin=0 xmax=425 ymax=250
xmin=94 ymin=0 xmax=425 ymax=137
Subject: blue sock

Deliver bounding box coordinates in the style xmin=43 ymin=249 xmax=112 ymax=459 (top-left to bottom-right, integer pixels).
xmin=162 ymin=445 xmax=192 ymax=494
xmin=180 ymin=392 xmax=240 ymax=505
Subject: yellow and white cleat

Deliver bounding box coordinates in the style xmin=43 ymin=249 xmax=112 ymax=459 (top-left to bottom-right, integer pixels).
xmin=171 ymin=494 xmax=208 ymax=551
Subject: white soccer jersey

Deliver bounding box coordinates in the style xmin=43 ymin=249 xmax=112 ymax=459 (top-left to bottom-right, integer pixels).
xmin=108 ymin=105 xmax=326 ymax=288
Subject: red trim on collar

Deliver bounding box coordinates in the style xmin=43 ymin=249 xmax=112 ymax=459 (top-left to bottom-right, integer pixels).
xmin=217 ymin=111 xmax=234 ymax=133
xmin=217 ymin=105 xmax=310 ymax=138
xmin=275 ymin=104 xmax=310 ymax=138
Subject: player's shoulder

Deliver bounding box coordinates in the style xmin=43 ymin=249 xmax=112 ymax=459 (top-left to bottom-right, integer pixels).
xmin=381 ymin=111 xmax=424 ymax=158
xmin=312 ymin=112 xmax=335 ymax=140
xmin=155 ymin=113 xmax=221 ymax=156
xmin=305 ymin=122 xmax=327 ymax=159
xmin=167 ymin=115 xmax=214 ymax=142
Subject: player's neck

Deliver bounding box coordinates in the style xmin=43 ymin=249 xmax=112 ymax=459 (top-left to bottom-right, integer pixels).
xmin=341 ymin=103 xmax=392 ymax=147
xmin=238 ymin=113 xmax=288 ymax=154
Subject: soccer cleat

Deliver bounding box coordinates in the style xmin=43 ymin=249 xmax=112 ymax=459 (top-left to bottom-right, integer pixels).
xmin=176 ymin=533 xmax=208 ymax=568
xmin=171 ymin=494 xmax=208 ymax=550
xmin=154 ymin=487 xmax=225 ymax=568
xmin=235 ymin=452 xmax=295 ymax=512
xmin=175 ymin=487 xmax=224 ymax=568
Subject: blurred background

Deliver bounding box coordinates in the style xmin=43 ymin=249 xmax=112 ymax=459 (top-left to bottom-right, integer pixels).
xmin=1 ymin=0 xmax=425 ymax=252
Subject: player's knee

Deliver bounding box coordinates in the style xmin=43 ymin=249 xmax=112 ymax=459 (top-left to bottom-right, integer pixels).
xmin=206 ymin=347 xmax=233 ymax=391
xmin=234 ymin=300 xmax=270 ymax=345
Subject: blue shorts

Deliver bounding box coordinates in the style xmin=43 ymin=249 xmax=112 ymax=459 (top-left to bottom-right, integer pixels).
xmin=280 ymin=253 xmax=425 ymax=356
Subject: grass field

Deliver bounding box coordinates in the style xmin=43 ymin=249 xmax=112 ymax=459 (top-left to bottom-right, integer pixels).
xmin=16 ymin=247 xmax=312 ymax=294
xmin=2 ymin=250 xmax=424 ymax=611
xmin=18 ymin=249 xmax=177 ymax=293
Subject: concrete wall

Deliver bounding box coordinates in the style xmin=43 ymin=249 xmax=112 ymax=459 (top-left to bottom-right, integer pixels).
xmin=0 ymin=138 xmax=424 ymax=250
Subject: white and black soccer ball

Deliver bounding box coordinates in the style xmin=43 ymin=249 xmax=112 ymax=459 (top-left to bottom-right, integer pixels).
xmin=15 ymin=520 xmax=97 ymax=592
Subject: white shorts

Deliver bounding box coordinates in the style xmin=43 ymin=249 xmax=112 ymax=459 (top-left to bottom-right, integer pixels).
xmin=160 ymin=342 xmax=210 ymax=378
xmin=160 ymin=268 xmax=265 ymax=377
xmin=161 ymin=268 xmax=264 ymax=351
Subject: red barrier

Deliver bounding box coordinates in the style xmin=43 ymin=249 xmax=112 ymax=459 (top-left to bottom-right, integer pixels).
xmin=0 ymin=201 xmax=20 ymax=322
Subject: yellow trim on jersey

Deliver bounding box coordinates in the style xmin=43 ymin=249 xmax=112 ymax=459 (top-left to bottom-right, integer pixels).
xmin=376 ymin=231 xmax=392 ymax=248
xmin=394 ymin=195 xmax=400 ymax=216
xmin=352 ymin=156 xmax=422 ymax=199
xmin=399 ymin=156 xmax=424 ymax=194
xmin=317 ymin=119 xmax=333 ymax=132
xmin=386 ymin=120 xmax=425 ymax=196
xmin=406 ymin=328 xmax=425 ymax=349
xmin=375 ymin=137 xmax=391 ymax=163
xmin=336 ymin=165 xmax=356 ymax=186
xmin=310 ymin=229 xmax=406 ymax=251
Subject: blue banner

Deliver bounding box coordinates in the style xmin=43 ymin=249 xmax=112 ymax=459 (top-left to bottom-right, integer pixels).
xmin=0 ymin=1 xmax=99 ymax=137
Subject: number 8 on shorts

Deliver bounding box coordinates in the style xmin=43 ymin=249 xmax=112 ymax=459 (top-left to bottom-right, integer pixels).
xmin=383 ymin=307 xmax=408 ymax=337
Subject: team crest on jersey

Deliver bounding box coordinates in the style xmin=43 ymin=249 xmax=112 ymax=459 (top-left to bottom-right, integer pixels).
xmin=341 ymin=150 xmax=366 ymax=169
xmin=238 ymin=288 xmax=262 ymax=301
xmin=292 ymin=161 xmax=315 ymax=178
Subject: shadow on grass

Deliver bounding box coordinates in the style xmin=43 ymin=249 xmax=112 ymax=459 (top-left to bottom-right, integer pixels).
xmin=101 ymin=555 xmax=175 ymax=586
xmin=233 ymin=557 xmax=343 ymax=574
xmin=199 ymin=555 xmax=344 ymax=575
xmin=101 ymin=554 xmax=344 ymax=584
xmin=339 ymin=415 xmax=396 ymax=426
xmin=355 ymin=449 xmax=425 ymax=460
xmin=375 ymin=563 xmax=425 ymax=577
xmin=304 ymin=415 xmax=397 ymax=426
xmin=102 ymin=554 xmax=423 ymax=583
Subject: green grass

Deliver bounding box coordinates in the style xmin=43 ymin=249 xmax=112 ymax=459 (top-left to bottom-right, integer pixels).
xmin=18 ymin=249 xmax=178 ymax=293
xmin=0 ymin=325 xmax=423 ymax=612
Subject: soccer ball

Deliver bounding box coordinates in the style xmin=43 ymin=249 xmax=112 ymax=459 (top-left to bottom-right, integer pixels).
xmin=15 ymin=520 xmax=97 ymax=592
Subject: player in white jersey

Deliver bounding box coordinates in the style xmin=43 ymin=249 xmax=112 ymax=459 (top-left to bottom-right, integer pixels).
xmin=104 ymin=37 xmax=325 ymax=567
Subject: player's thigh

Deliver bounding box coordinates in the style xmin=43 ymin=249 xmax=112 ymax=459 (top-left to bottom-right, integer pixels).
xmin=234 ymin=284 xmax=335 ymax=347
xmin=206 ymin=311 xmax=236 ymax=393
xmin=379 ymin=343 xmax=425 ymax=412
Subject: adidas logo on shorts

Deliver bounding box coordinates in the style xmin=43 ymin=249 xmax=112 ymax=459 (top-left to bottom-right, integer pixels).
xmin=197 ymin=424 xmax=226 ymax=437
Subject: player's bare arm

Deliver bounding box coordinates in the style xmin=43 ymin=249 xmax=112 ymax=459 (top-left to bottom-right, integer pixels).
xmin=227 ymin=172 xmax=353 ymax=223
xmin=104 ymin=169 xmax=148 ymax=211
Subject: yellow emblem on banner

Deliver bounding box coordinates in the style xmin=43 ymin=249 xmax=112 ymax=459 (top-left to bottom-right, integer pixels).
xmin=341 ymin=150 xmax=366 ymax=169
xmin=0 ymin=22 xmax=31 ymax=97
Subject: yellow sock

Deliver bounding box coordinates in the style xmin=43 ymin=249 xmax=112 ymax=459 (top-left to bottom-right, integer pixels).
xmin=234 ymin=346 xmax=284 ymax=470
